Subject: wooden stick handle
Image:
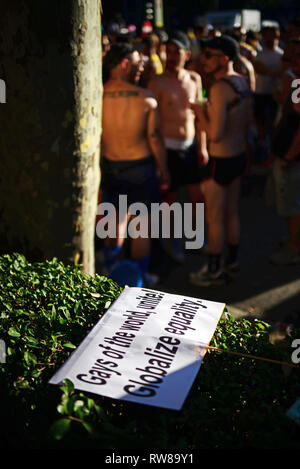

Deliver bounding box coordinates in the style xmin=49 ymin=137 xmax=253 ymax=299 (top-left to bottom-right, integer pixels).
xmin=199 ymin=343 xmax=300 ymax=369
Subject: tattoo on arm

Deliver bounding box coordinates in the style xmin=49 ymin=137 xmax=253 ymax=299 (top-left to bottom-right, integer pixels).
xmin=149 ymin=128 xmax=161 ymax=139
xmin=119 ymin=90 xmax=139 ymax=97
xmin=104 ymin=90 xmax=139 ymax=98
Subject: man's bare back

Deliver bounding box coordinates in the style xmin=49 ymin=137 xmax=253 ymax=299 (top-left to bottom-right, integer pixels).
xmin=102 ymin=80 xmax=158 ymax=161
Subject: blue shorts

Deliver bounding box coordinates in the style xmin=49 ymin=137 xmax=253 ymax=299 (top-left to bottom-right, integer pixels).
xmin=100 ymin=156 xmax=161 ymax=210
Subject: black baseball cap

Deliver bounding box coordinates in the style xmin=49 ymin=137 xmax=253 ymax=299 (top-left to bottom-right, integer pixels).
xmin=202 ymin=35 xmax=239 ymax=61
xmin=167 ymin=30 xmax=191 ymax=50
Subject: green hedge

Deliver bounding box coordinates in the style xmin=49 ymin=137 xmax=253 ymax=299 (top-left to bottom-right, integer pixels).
xmin=1 ymin=253 xmax=300 ymax=449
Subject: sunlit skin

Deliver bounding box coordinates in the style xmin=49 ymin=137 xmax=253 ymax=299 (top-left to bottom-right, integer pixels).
xmin=102 ymin=35 xmax=110 ymax=58
xmin=200 ymin=47 xmax=226 ymax=76
xmin=165 ymin=42 xmax=189 ymax=74
xmin=128 ymin=51 xmax=144 ymax=85
xmin=192 ymin=48 xmax=252 ymax=156
xmin=101 ymin=49 xmax=169 ymax=258
xmin=102 ymin=50 xmax=169 ymax=182
xmin=147 ymin=40 xmax=207 ymax=205
xmin=148 ymin=42 xmax=204 ymax=144
xmin=189 ymin=44 xmax=252 ymax=262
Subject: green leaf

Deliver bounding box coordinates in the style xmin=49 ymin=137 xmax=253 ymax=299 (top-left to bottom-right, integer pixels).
xmin=60 ymin=378 xmax=74 ymax=395
xmin=82 ymin=421 xmax=93 ymax=434
xmin=25 ymin=336 xmax=39 ymax=345
xmin=24 ymin=351 xmax=37 ymax=365
xmin=8 ymin=327 xmax=20 ymax=338
xmin=48 ymin=418 xmax=71 ymax=440
xmin=63 ymin=342 xmax=76 ymax=349
xmin=51 ymin=304 xmax=56 ymax=320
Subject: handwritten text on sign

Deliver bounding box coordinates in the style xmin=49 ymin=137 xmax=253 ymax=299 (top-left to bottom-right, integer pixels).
xmin=49 ymin=288 xmax=225 ymax=410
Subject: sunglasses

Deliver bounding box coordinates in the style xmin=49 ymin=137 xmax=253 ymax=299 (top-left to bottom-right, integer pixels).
xmin=202 ymin=50 xmax=224 ymax=59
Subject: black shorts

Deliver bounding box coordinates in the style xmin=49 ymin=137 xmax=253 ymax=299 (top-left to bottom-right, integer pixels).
xmin=167 ymin=144 xmax=203 ymax=192
xmin=202 ymin=153 xmax=248 ymax=186
xmin=100 ymin=156 xmax=161 ymax=209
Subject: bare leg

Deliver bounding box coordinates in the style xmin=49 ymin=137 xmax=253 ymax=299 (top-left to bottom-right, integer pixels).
xmin=102 ymin=212 xmax=130 ymax=270
xmin=187 ymin=183 xmax=205 ymax=232
xmin=189 ymin=180 xmax=228 ymax=285
xmin=104 ymin=211 xmax=130 ymax=248
xmin=201 ymin=178 xmax=226 ymax=254
xmin=162 ymin=190 xmax=178 ymax=238
xmin=129 ymin=214 xmax=151 ymax=260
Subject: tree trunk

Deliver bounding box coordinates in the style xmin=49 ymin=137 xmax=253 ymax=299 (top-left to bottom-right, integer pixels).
xmin=0 ymin=0 xmax=102 ymax=275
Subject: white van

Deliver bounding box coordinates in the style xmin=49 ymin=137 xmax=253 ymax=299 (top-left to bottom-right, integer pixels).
xmin=195 ymin=9 xmax=261 ymax=32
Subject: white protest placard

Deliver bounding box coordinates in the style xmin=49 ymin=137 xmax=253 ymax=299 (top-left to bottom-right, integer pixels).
xmin=49 ymin=287 xmax=225 ymax=410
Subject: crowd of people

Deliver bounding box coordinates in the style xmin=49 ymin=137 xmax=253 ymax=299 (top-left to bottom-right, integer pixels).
xmin=97 ymin=16 xmax=300 ymax=288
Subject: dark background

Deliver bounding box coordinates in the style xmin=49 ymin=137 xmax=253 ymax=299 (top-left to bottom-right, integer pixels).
xmin=102 ymin=0 xmax=300 ymax=32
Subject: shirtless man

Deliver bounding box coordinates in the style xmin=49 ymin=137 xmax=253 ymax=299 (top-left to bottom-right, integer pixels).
xmin=100 ymin=42 xmax=169 ymax=282
xmin=148 ymin=30 xmax=207 ymax=262
xmin=189 ymin=35 xmax=253 ymax=286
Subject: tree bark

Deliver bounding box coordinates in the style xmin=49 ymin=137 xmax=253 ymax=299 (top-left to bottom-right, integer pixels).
xmin=0 ymin=0 xmax=102 ymax=275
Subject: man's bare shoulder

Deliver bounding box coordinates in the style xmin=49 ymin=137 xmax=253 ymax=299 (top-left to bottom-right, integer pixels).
xmin=139 ymin=86 xmax=158 ymax=108
xmin=138 ymin=85 xmax=155 ymax=98
xmin=210 ymin=79 xmax=236 ymax=96
xmin=186 ymin=69 xmax=202 ymax=83
xmin=208 ymin=80 xmax=236 ymax=106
